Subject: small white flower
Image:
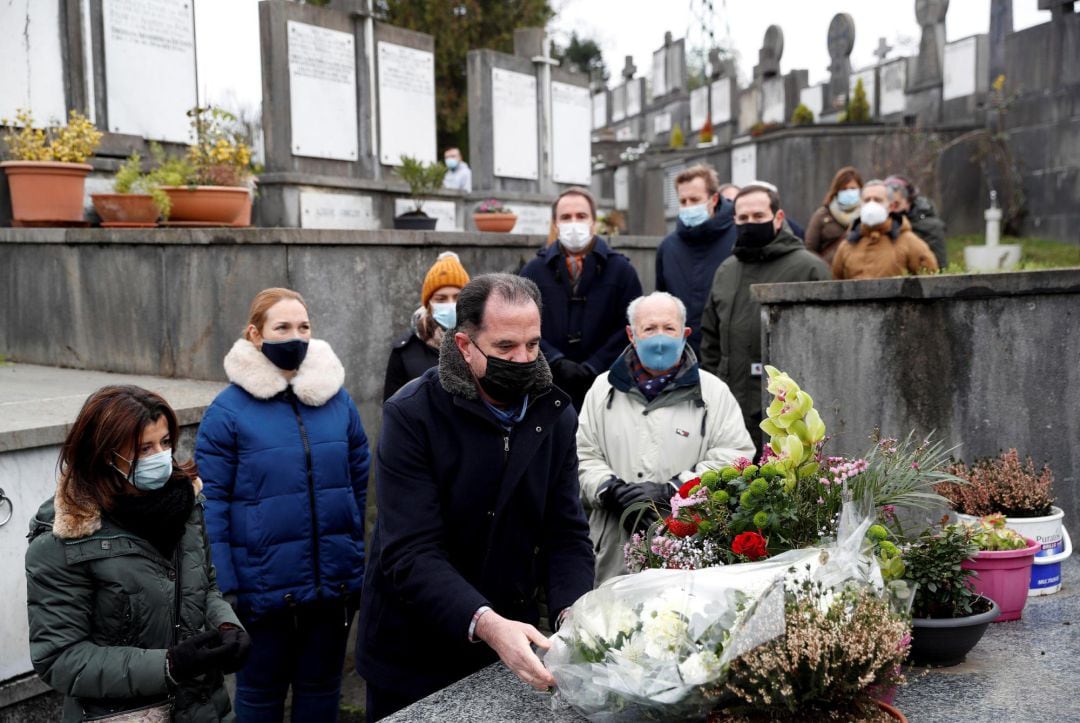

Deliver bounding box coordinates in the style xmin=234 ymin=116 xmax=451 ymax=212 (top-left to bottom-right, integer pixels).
xmin=677 ymin=650 xmax=722 ymax=686
xmin=641 ymin=609 xmax=689 ymax=660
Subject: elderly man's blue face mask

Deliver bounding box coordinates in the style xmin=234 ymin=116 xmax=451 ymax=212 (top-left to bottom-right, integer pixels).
xmin=634 ymin=334 xmax=684 ymax=372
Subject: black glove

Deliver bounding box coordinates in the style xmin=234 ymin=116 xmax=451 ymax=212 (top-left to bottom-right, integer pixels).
xmin=599 ymin=478 xmax=672 ymax=534
xmin=166 ymin=629 xmax=235 ymax=682
xmin=551 ymin=358 xmax=593 ymax=395
xmin=217 ymin=625 xmax=252 ymax=674
xmin=223 ymin=593 xmax=239 ymax=610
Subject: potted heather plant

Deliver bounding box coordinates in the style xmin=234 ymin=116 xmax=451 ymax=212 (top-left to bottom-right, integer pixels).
xmin=1 ymin=108 xmax=102 ymax=225
xmin=394 ymin=155 xmax=447 ymax=230
xmin=91 ymin=152 xmax=170 ymax=227
xmin=960 ymin=514 xmax=1040 ymax=622
xmin=938 ymin=449 xmax=1071 ymax=596
xmin=472 ymin=198 xmax=517 ymax=232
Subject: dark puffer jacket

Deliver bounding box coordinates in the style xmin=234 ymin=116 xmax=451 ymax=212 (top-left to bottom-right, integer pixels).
xmin=195 ymin=339 xmax=370 ymax=619
xmin=656 ymin=199 xmax=736 ymax=356
xmin=25 ymin=479 xmax=240 ymax=722
xmin=907 ymin=195 xmax=948 ymax=269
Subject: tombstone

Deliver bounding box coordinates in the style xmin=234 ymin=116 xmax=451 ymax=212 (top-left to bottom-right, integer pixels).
xmin=874 ymin=37 xmax=894 ymax=64
xmin=827 ymin=14 xmax=856 ymax=112
xmin=737 ymin=86 xmax=761 ymax=134
xmin=912 ymin=0 xmax=949 ymax=89
xmin=626 ymin=79 xmax=644 ymax=116
xmin=800 ymin=83 xmax=826 ymax=121
xmin=377 ymin=36 xmax=437 ymax=166
xmin=611 ymin=84 xmax=628 ymax=122
xmin=650 ymin=31 xmax=688 ymax=102
xmin=551 ymin=79 xmax=593 ymax=185
xmin=689 ymin=85 xmax=710 ymax=132
xmin=0 ymin=1 xmax=68 ymax=125
xmin=761 ymin=78 xmax=786 ymax=124
xmin=988 ymin=0 xmax=1013 ymax=86
xmin=730 ymin=143 xmax=757 ymax=188
xmin=879 ymin=59 xmax=908 ymax=117
xmin=592 ymin=90 xmax=609 ymax=130
xmin=942 ymin=35 xmax=990 ymax=123
xmin=1038 ymin=0 xmax=1074 ymax=86
xmin=754 ymin=25 xmax=784 ymax=80
xmin=490 ymin=66 xmax=539 ymax=180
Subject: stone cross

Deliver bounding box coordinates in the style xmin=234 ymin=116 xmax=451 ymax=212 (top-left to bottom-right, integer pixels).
xmin=621 ymin=55 xmax=637 ymax=81
xmin=912 ymin=0 xmax=949 ymax=88
xmin=827 ymin=13 xmax=855 ymax=108
xmin=988 ymin=0 xmax=1013 ymax=85
xmin=754 ymin=24 xmax=784 ymax=79
xmin=874 ymin=37 xmax=893 ymax=64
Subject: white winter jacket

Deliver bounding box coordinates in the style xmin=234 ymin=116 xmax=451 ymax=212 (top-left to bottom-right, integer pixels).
xmin=577 ymin=348 xmax=754 ymax=582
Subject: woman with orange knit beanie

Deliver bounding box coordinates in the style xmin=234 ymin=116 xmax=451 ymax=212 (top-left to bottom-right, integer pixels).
xmin=382 ymin=251 xmax=470 ymax=402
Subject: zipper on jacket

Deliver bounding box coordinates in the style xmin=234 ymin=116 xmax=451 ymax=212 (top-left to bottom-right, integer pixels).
xmin=172 ymin=543 xmax=182 ymax=645
xmin=287 ymin=389 xmax=323 ymax=597
xmin=503 ymin=434 xmax=510 ymax=463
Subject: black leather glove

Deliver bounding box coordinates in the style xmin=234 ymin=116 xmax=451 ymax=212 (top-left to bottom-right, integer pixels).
xmin=166 ymin=629 xmax=235 ymax=682
xmin=551 ymin=358 xmax=593 ymax=396
xmin=217 ymin=625 xmax=252 ymax=674
xmin=599 ymin=478 xmax=672 ymax=534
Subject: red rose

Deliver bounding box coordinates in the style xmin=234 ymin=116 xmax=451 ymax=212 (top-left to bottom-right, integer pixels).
xmin=678 ymin=478 xmax=702 ymax=498
xmin=664 ymin=515 xmax=700 ymax=538
xmin=731 ymin=531 xmax=768 ymax=561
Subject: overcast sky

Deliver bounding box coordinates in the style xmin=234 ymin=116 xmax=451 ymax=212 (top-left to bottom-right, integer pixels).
xmin=194 ymin=0 xmax=1051 ymax=112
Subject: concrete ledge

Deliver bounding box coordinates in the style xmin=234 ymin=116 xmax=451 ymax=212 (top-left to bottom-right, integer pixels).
xmin=0 ymin=674 xmax=61 ymax=722
xmin=0 ymin=365 xmax=225 ymax=452
xmin=752 ymin=268 xmax=1080 ymax=304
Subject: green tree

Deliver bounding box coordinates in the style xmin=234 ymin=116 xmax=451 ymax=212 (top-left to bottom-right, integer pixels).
xmin=551 ymin=32 xmax=607 ymax=81
xmin=374 ymin=0 xmax=554 ymax=154
xmin=845 ymin=79 xmax=871 ymax=124
xmin=791 ymin=103 xmax=814 ymax=125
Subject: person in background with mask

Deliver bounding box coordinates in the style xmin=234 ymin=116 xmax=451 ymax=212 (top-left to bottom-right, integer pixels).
xmin=832 ymin=180 xmax=939 ymax=280
xmin=885 ymin=174 xmax=947 ymax=269
xmin=383 ymin=251 xmax=471 ymax=401
xmin=519 ymin=187 xmax=643 ymax=410
xmin=358 ymin=274 xmax=594 ymax=720
xmin=700 ymin=185 xmax=830 ymax=448
xmin=577 ymin=292 xmax=754 ymax=583
xmin=26 ymin=385 xmax=249 ymax=722
xmin=806 ymin=166 xmax=863 ymax=265
xmin=196 ymin=287 xmax=370 ymax=721
xmin=442 ymin=147 xmax=472 ymax=193
xmin=655 ymin=164 xmax=736 ymax=357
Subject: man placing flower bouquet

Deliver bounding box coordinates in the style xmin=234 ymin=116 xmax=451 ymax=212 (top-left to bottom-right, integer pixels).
xmin=577 ymin=291 xmax=755 ymax=583
xmin=357 ymin=274 xmax=595 ymax=720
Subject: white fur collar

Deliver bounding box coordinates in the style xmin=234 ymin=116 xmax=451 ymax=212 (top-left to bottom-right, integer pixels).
xmin=224 ymin=338 xmax=345 ymax=407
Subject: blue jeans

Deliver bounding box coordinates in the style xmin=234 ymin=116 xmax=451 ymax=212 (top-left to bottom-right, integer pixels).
xmin=234 ymin=600 xmax=355 ymax=722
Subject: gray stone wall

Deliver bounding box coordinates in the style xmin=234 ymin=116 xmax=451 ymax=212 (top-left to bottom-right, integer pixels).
xmin=755 ymin=269 xmax=1080 ymax=525
xmin=0 ymin=229 xmax=658 ymax=441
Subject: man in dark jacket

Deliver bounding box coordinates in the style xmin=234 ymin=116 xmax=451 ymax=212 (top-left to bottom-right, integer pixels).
xmin=357 ymin=274 xmax=595 ymax=720
xmin=520 ymin=187 xmax=643 ymax=410
xmin=886 ymin=175 xmax=947 ymax=268
xmin=656 ymin=163 xmax=736 ymax=356
xmin=700 ymin=185 xmax=831 ymax=448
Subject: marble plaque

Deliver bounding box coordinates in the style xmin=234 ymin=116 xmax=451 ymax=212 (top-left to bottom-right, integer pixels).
xmin=300 ymin=191 xmax=377 ymax=230
xmin=0 ymin=0 xmax=66 ymax=125
xmin=943 ymin=37 xmax=978 ymax=100
xmin=880 ymin=60 xmax=908 ymax=115
xmin=102 ymin=0 xmax=197 ymax=143
xmin=762 ymin=77 xmax=785 ymax=124
xmin=288 ymin=20 xmax=359 ymax=161
xmin=651 ymin=48 xmax=667 ymax=99
xmin=592 ymin=92 xmax=607 ymax=129
xmin=505 ymin=203 xmax=552 ymax=235
xmin=614 ymin=166 xmax=630 ymax=211
xmin=731 ymin=144 xmax=757 ymax=188
xmin=653 ymin=112 xmax=672 ymax=136
xmin=800 ymin=84 xmax=824 ymax=119
xmin=689 ymin=86 xmax=709 ymax=131
xmin=378 ymin=42 xmax=436 ymax=166
xmin=626 ymin=80 xmax=642 ymax=116
xmin=710 ymin=79 xmax=731 ymax=124
xmin=611 ymin=84 xmax=627 ymax=123
xmin=491 ymin=67 xmax=539 ymax=180
xmin=551 ymin=81 xmax=592 ymax=185
xmin=738 ymin=88 xmax=760 ymax=133
xmin=394 ymin=198 xmax=459 ymax=230
xmin=849 ymin=68 xmax=878 ymax=116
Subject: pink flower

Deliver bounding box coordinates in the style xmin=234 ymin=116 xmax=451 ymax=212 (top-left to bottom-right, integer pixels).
xmin=819 ymin=477 xmax=831 ymax=486
xmin=733 ymin=456 xmax=753 ymax=471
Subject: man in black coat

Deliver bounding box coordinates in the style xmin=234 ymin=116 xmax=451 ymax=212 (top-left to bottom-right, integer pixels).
xmin=520 ymin=187 xmax=643 ymax=410
xmin=357 ymin=274 xmax=595 ymax=721
xmin=656 ymin=163 xmax=737 ymax=356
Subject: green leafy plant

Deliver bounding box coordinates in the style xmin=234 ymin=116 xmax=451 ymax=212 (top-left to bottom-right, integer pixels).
xmin=844 ymin=79 xmax=871 ymax=123
xmin=396 ymin=155 xmax=448 ymax=214
xmin=847 ymin=431 xmax=956 ymax=523
xmin=939 ymin=449 xmax=1055 ymax=518
xmin=2 ymin=108 xmax=102 ymax=163
xmin=903 ymin=520 xmax=981 ymax=618
xmin=964 ymin=514 xmax=1028 ymax=551
xmin=113 ymin=152 xmax=171 ymax=218
xmin=791 ymin=103 xmax=814 ymax=125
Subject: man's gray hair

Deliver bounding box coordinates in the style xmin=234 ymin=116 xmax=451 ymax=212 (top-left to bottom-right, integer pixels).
xmin=626 ymin=292 xmax=687 ymax=329
xmin=863 ymin=178 xmax=888 ymax=190
xmin=885 ymin=179 xmax=910 ymax=202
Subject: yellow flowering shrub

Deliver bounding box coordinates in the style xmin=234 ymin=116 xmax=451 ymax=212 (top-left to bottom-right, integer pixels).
xmin=2 ymin=109 xmax=101 ymax=163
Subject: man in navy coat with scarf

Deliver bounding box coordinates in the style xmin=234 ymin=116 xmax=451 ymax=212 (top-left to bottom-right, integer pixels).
xmin=520 ymin=187 xmax=643 ymax=410
xmin=357 ymin=274 xmax=595 ymax=721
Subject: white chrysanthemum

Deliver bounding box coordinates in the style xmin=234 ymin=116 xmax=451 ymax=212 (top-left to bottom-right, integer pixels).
xmin=641 ymin=609 xmax=688 ymax=660
xmin=677 ymin=650 xmax=722 ymax=686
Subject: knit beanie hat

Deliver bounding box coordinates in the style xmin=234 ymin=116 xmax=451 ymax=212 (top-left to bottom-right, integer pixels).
xmin=421 ymin=251 xmax=470 ymax=307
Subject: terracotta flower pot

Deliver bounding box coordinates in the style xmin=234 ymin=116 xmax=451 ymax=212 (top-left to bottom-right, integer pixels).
xmin=473 ymin=212 xmax=518 ymax=233
xmin=2 ymin=160 xmax=92 ymax=224
xmin=161 ymin=186 xmax=250 ymax=225
xmin=962 ymin=537 xmax=1041 ymax=621
xmin=91 ymin=193 xmax=160 ymax=227
xmin=231 ymin=191 xmax=253 ymax=227
xmin=876 ymin=700 xmax=907 ymax=722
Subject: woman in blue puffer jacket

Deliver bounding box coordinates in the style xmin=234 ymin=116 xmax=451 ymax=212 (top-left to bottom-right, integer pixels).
xmin=195 ymin=287 xmax=369 ymax=721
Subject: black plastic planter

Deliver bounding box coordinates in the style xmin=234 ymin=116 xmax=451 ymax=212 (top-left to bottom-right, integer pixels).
xmin=393 ymin=212 xmax=437 ymax=230
xmin=909 ymin=598 xmax=1000 ymax=666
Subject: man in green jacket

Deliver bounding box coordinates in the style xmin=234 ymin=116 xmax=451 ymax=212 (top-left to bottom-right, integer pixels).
xmin=700 ymin=185 xmax=831 ymax=450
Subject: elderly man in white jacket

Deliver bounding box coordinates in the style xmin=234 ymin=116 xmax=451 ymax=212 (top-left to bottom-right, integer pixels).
xmin=577 ymin=291 xmax=755 ymax=582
